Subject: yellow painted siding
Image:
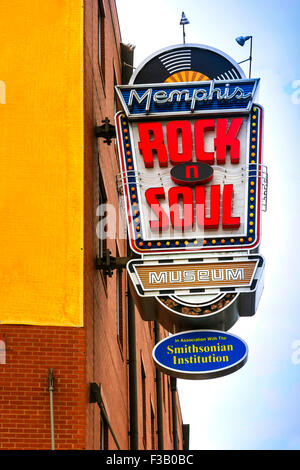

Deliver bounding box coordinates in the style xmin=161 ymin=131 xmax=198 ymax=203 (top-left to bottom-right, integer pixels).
xmin=0 ymin=1 xmax=84 ymax=326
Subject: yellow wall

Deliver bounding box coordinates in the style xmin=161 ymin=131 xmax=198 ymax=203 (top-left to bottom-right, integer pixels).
xmin=0 ymin=1 xmax=83 ymax=326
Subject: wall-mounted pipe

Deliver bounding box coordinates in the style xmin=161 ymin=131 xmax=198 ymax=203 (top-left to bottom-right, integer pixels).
xmin=170 ymin=377 xmax=178 ymax=450
xmin=48 ymin=369 xmax=55 ymax=451
xmin=127 ymin=288 xmax=139 ymax=450
xmin=182 ymin=424 xmax=190 ymax=450
xmin=154 ymin=322 xmax=164 ymax=450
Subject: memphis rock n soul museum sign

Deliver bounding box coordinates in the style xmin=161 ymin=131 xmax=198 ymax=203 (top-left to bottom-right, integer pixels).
xmin=115 ymin=43 xmax=268 ymax=380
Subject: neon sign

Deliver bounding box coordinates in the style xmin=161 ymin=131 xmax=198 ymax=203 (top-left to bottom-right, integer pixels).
xmin=117 ymin=79 xmax=259 ymax=116
xmin=115 ymin=105 xmax=265 ymax=254
xmin=115 ymin=43 xmax=267 ymax=335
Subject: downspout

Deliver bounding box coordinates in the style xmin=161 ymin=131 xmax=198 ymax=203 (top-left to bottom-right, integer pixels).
xmin=48 ymin=368 xmax=55 ymax=451
xmin=182 ymin=424 xmax=190 ymax=450
xmin=154 ymin=322 xmax=164 ymax=450
xmin=127 ymin=287 xmax=139 ymax=449
xmin=170 ymin=377 xmax=178 ymax=450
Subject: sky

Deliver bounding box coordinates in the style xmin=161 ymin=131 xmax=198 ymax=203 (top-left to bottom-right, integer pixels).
xmin=116 ymin=0 xmax=300 ymax=450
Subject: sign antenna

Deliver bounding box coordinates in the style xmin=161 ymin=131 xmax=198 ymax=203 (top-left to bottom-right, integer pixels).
xmin=180 ymin=12 xmax=190 ymax=44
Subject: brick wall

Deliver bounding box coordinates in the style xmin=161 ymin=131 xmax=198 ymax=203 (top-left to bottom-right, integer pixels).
xmin=0 ymin=0 xmax=186 ymax=451
xmin=0 ymin=326 xmax=86 ymax=450
xmin=84 ymin=0 xmax=129 ymax=450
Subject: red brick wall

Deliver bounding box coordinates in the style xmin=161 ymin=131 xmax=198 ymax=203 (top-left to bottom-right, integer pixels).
xmin=83 ymin=0 xmax=185 ymax=451
xmin=132 ymin=318 xmax=185 ymax=450
xmin=84 ymin=0 xmax=129 ymax=450
xmin=0 ymin=326 xmax=86 ymax=450
xmin=134 ymin=319 xmax=157 ymax=450
xmin=159 ymin=327 xmax=184 ymax=450
xmin=0 ymin=0 xmax=185 ymax=451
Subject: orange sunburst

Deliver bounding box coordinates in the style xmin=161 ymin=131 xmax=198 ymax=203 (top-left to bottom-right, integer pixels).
xmin=165 ymin=70 xmax=210 ymax=83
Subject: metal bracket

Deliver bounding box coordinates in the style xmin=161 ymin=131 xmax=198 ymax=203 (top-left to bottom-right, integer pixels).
xmin=96 ymin=249 xmax=133 ymax=277
xmin=95 ymin=117 xmax=116 ymax=145
xmin=89 ymin=382 xmax=101 ymax=404
xmin=48 ymin=368 xmax=54 ymax=392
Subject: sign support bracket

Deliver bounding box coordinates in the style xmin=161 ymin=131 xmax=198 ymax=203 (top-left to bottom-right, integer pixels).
xmin=96 ymin=249 xmax=134 ymax=277
xmin=94 ymin=117 xmax=116 ymax=145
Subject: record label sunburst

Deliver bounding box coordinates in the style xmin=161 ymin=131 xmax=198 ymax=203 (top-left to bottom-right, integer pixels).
xmin=165 ymin=70 xmax=210 ymax=83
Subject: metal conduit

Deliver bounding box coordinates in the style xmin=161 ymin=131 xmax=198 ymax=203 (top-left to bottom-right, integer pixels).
xmin=48 ymin=369 xmax=55 ymax=451
xmin=127 ymin=287 xmax=139 ymax=450
xmin=154 ymin=322 xmax=164 ymax=450
xmin=170 ymin=377 xmax=178 ymax=450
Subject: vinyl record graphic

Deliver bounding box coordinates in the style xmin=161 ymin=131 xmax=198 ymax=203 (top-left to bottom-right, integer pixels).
xmin=130 ymin=44 xmax=245 ymax=85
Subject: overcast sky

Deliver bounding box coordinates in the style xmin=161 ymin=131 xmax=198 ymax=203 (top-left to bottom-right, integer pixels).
xmin=116 ymin=0 xmax=300 ymax=450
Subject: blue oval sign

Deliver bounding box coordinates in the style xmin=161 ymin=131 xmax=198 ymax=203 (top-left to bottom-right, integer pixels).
xmin=153 ymin=330 xmax=248 ymax=380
